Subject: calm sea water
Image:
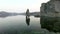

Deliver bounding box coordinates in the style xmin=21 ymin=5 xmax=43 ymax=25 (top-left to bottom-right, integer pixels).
xmin=0 ymin=15 xmax=59 ymax=34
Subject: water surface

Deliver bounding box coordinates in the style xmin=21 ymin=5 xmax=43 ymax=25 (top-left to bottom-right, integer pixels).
xmin=0 ymin=15 xmax=59 ymax=34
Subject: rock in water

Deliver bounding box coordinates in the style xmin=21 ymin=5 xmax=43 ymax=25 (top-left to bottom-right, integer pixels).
xmin=40 ymin=0 xmax=60 ymax=32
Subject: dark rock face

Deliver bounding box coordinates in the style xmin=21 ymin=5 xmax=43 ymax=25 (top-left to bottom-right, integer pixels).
xmin=40 ymin=0 xmax=60 ymax=33
xmin=40 ymin=0 xmax=60 ymax=17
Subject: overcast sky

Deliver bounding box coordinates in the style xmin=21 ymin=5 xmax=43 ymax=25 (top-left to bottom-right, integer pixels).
xmin=0 ymin=0 xmax=50 ymax=13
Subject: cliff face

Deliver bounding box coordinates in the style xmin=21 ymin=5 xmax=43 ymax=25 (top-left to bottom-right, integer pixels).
xmin=40 ymin=0 xmax=60 ymax=32
xmin=40 ymin=0 xmax=60 ymax=17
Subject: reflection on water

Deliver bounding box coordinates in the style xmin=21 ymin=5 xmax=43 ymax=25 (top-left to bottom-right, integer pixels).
xmin=0 ymin=15 xmax=41 ymax=34
xmin=0 ymin=15 xmax=60 ymax=34
xmin=26 ymin=16 xmax=30 ymax=26
xmin=1 ymin=15 xmax=60 ymax=34
xmin=40 ymin=17 xmax=60 ymax=33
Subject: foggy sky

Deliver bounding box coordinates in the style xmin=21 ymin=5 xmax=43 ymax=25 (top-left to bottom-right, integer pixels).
xmin=0 ymin=0 xmax=50 ymax=13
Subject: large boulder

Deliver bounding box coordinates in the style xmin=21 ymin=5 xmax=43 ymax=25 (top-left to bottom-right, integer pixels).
xmin=40 ymin=0 xmax=60 ymax=33
xmin=40 ymin=0 xmax=60 ymax=17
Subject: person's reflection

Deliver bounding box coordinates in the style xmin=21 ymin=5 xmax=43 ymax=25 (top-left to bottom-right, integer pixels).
xmin=26 ymin=16 xmax=30 ymax=26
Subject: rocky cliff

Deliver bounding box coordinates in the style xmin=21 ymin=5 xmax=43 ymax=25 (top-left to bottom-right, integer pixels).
xmin=40 ymin=0 xmax=60 ymax=17
xmin=40 ymin=0 xmax=60 ymax=32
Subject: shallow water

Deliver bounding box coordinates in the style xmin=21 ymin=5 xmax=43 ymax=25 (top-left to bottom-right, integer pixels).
xmin=0 ymin=15 xmax=59 ymax=34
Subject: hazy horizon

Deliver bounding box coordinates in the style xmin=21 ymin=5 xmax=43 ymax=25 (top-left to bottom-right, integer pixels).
xmin=0 ymin=0 xmax=50 ymax=13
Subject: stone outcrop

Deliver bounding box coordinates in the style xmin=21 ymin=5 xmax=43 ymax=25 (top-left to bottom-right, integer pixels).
xmin=40 ymin=0 xmax=60 ymax=17
xmin=40 ymin=0 xmax=60 ymax=32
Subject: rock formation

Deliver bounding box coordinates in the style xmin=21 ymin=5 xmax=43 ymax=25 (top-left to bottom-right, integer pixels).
xmin=40 ymin=0 xmax=60 ymax=17
xmin=40 ymin=0 xmax=60 ymax=32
